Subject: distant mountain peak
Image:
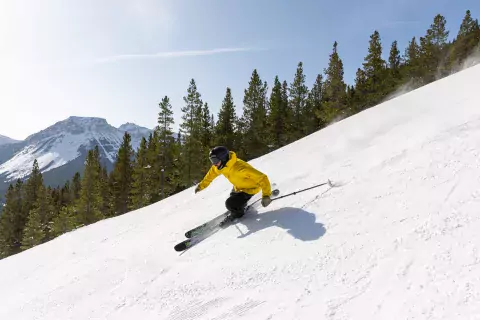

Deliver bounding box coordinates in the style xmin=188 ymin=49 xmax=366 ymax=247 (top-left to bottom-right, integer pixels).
xmin=66 ymin=116 xmax=109 ymax=124
xmin=118 ymin=122 xmax=151 ymax=131
xmin=23 ymin=116 xmax=113 ymax=143
xmin=0 ymin=134 xmax=20 ymax=146
xmin=118 ymin=123 xmax=153 ymax=140
xmin=118 ymin=122 xmax=136 ymax=128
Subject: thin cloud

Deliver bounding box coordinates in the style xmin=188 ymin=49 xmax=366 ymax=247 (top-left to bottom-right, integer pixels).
xmin=96 ymin=47 xmax=261 ymax=63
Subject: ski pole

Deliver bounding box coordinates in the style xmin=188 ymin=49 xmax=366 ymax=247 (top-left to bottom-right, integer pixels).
xmin=271 ymin=180 xmax=334 ymax=202
xmin=248 ymin=180 xmax=334 ymax=209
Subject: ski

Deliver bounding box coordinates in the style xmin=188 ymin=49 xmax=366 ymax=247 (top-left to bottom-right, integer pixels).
xmin=174 ymin=228 xmax=221 ymax=252
xmin=184 ymin=188 xmax=280 ymax=239
xmin=174 ymin=210 xmax=254 ymax=252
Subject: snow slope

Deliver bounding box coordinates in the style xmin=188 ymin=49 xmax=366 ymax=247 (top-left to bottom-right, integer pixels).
xmin=2 ymin=65 xmax=480 ymax=319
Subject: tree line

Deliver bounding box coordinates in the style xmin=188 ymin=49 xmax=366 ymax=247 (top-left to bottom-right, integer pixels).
xmin=0 ymin=10 xmax=479 ymax=259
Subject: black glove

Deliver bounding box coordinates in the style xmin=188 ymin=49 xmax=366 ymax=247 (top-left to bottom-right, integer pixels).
xmin=261 ymin=196 xmax=272 ymax=207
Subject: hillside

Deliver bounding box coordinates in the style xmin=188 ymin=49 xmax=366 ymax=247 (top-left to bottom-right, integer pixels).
xmin=1 ymin=64 xmax=480 ymax=319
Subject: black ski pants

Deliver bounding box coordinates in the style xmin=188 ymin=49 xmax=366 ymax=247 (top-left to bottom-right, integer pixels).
xmin=225 ymin=191 xmax=253 ymax=218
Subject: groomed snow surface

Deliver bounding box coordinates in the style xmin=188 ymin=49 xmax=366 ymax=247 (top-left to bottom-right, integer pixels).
xmin=2 ymin=65 xmax=480 ymax=319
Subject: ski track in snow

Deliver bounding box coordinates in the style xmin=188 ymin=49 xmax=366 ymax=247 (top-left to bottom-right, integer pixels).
xmin=2 ymin=66 xmax=480 ymax=319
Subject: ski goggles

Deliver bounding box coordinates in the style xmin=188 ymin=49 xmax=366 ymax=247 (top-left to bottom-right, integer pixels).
xmin=209 ymin=155 xmax=221 ymax=165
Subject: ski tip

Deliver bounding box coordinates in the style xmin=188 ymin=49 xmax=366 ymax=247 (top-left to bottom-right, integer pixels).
xmin=174 ymin=240 xmax=191 ymax=252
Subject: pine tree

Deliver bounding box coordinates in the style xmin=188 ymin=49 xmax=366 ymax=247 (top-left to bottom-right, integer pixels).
xmin=200 ymin=102 xmax=214 ymax=172
xmin=0 ymin=180 xmax=25 ymax=257
xmin=144 ymin=130 xmax=165 ymax=203
xmin=321 ymin=41 xmax=347 ymax=124
xmin=210 ymin=114 xmax=215 ymax=138
xmin=352 ymin=68 xmax=368 ymax=114
xmin=130 ymin=137 xmax=150 ymax=209
xmin=99 ymin=164 xmax=112 ymax=216
xmin=23 ymin=159 xmax=43 ymax=217
xmin=0 ymin=161 xmax=43 ymax=256
xmin=110 ymin=132 xmax=134 ymax=216
xmin=60 ymin=181 xmax=72 ymax=208
xmin=241 ymin=69 xmax=269 ymax=160
xmin=345 ymin=85 xmax=357 ymax=116
xmin=362 ymin=30 xmax=387 ymax=106
xmin=71 ymin=172 xmax=82 ymax=201
xmin=403 ymin=36 xmax=422 ymax=84
xmin=234 ymin=115 xmax=247 ymax=159
xmin=387 ymin=40 xmax=402 ymax=91
xmin=157 ymin=96 xmax=178 ymax=198
xmin=452 ymin=10 xmax=480 ymax=65
xmin=280 ymin=80 xmax=293 ymax=142
xmin=429 ymin=14 xmax=450 ymax=49
xmin=215 ymin=87 xmax=238 ymax=150
xmin=23 ymin=184 xmax=55 ymax=244
xmin=289 ymin=62 xmax=309 ymax=139
xmin=308 ymin=74 xmax=325 ymax=130
xmin=75 ymin=146 xmax=103 ymax=226
xmin=50 ymin=186 xmax=60 ymax=210
xmin=51 ymin=206 xmax=76 ymax=238
xmin=169 ymin=131 xmax=185 ymax=194
xmin=267 ymin=76 xmax=291 ymax=148
xmin=419 ymin=14 xmax=450 ymax=82
xmin=20 ymin=209 xmax=44 ymax=251
xmin=180 ymin=78 xmax=204 ymax=185
xmin=0 ymin=186 xmax=16 ymax=257
xmin=418 ymin=32 xmax=436 ymax=82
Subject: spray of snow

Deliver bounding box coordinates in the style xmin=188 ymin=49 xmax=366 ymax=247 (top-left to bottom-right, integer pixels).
xmin=1 ymin=65 xmax=480 ymax=319
xmin=448 ymin=45 xmax=480 ymax=75
xmin=383 ymin=78 xmax=419 ymax=102
xmin=325 ymin=113 xmax=349 ymax=128
xmin=381 ymin=45 xmax=480 ymax=106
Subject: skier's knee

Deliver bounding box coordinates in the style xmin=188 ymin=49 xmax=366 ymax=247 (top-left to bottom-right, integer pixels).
xmin=225 ymin=197 xmax=241 ymax=214
xmin=225 ymin=197 xmax=234 ymax=211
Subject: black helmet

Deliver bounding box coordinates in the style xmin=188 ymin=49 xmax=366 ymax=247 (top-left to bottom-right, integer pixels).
xmin=209 ymin=146 xmax=229 ymax=169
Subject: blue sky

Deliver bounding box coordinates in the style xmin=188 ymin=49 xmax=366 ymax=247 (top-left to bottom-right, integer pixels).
xmin=1 ymin=0 xmax=479 ymax=140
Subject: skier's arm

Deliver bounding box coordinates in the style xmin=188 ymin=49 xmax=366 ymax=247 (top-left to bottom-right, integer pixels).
xmin=196 ymin=166 xmax=220 ymax=191
xmin=242 ymin=166 xmax=272 ymax=197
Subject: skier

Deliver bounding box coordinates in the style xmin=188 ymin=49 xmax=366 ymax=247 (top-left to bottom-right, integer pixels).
xmin=195 ymin=146 xmax=273 ymax=221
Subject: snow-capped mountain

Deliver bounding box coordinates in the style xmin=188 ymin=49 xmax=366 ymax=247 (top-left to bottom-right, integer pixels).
xmin=0 ymin=134 xmax=19 ymax=146
xmin=0 ymin=116 xmax=152 ymax=184
xmin=118 ymin=122 xmax=153 ymax=144
xmin=119 ymin=122 xmax=179 ymax=141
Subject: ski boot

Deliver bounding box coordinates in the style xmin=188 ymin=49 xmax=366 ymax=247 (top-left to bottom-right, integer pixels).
xmin=219 ymin=209 xmax=245 ymax=227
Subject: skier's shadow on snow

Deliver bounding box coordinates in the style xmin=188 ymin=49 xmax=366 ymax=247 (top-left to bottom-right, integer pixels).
xmin=236 ymin=207 xmax=326 ymax=241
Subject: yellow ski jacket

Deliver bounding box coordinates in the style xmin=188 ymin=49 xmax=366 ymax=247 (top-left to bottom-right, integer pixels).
xmin=196 ymin=151 xmax=272 ymax=197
